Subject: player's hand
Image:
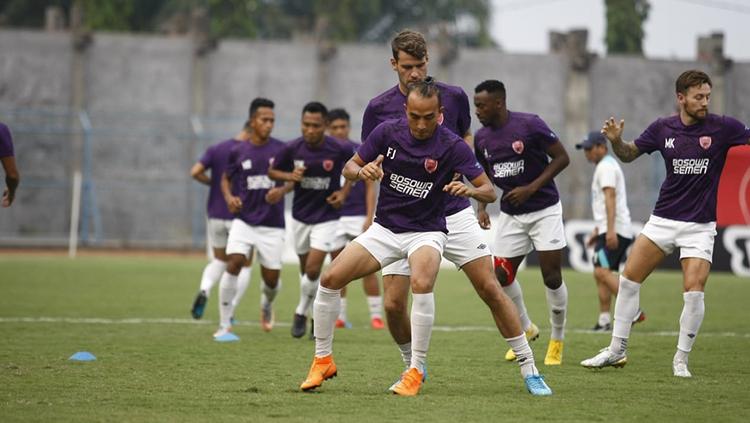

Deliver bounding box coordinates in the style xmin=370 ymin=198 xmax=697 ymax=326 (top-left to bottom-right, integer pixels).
xmin=586 ymin=233 xmax=597 ymax=247
xmin=443 ymin=181 xmax=472 ymax=198
xmin=359 ymin=155 xmax=384 ymax=181
xmin=503 ymin=185 xmax=534 ymax=207
xmin=601 ymin=117 xmax=624 ymax=142
xmin=326 ymin=190 xmax=346 ymax=209
xmin=1 ymin=188 xmax=13 ymax=207
xmin=226 ymin=195 xmax=242 ymax=214
xmin=264 ymin=186 xmax=285 ymax=204
xmin=290 ymin=165 xmax=306 ymax=182
xmin=477 ymin=209 xmax=491 ymax=230
xmin=606 ymin=231 xmax=619 ymax=250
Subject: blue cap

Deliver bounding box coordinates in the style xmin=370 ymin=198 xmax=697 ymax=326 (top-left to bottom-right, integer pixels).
xmin=576 ymin=131 xmax=607 ymax=149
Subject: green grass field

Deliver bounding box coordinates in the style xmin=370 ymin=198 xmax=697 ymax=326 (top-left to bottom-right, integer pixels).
xmin=1 ymin=254 xmax=749 ymax=422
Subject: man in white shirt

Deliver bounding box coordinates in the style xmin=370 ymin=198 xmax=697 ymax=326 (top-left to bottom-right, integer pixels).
xmin=577 ymin=131 xmax=644 ymax=331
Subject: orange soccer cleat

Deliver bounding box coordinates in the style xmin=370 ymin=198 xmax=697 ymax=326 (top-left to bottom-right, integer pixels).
xmin=391 ymin=367 xmax=424 ymax=396
xmin=300 ymin=355 xmax=337 ymax=391
xmin=370 ymin=316 xmax=385 ymax=330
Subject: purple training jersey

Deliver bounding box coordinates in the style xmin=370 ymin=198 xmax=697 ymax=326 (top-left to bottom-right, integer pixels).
xmin=361 ymin=81 xmax=472 ymax=216
xmin=0 ymin=122 xmax=14 ymax=158
xmin=199 ymin=139 xmax=237 ymax=220
xmin=225 ymin=138 xmax=286 ymax=228
xmin=475 ymin=111 xmax=561 ymax=215
xmin=634 ymin=114 xmax=750 ymax=223
xmin=337 ymin=138 xmax=367 ymax=217
xmin=358 ymin=118 xmax=484 ymax=234
xmin=272 ymin=135 xmax=354 ymax=224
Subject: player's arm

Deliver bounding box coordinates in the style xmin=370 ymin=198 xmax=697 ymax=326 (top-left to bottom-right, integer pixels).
xmin=326 ymin=179 xmax=353 ymax=209
xmin=190 ymin=162 xmax=210 ymax=185
xmin=602 ymin=117 xmax=641 ymax=163
xmin=1 ymin=156 xmax=19 ymax=207
xmin=504 ymin=140 xmax=569 ymax=207
xmin=603 ymin=187 xmax=619 ymax=250
xmin=265 ymin=181 xmax=294 ymax=204
xmin=268 ymin=163 xmax=304 ymax=182
xmin=220 ymin=172 xmax=242 ymax=213
xmin=443 ymin=172 xmax=497 ymax=204
xmin=344 ymin=153 xmax=383 ymax=182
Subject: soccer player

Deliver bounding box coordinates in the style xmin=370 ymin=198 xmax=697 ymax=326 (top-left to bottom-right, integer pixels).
xmin=212 ymin=98 xmax=291 ymax=340
xmin=473 ymin=80 xmax=571 ymax=365
xmin=0 ymin=122 xmax=19 ymax=208
xmin=577 ymin=131 xmax=643 ymax=332
xmin=327 ymin=108 xmax=384 ymax=330
xmin=189 ymin=114 xmax=253 ymax=321
xmin=581 ymin=70 xmax=750 ymax=377
xmin=268 ymin=101 xmax=354 ymax=339
xmin=300 ymin=81 xmax=552 ymax=397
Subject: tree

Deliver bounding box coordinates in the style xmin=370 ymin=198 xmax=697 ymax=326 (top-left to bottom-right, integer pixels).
xmin=605 ymin=0 xmax=650 ymax=55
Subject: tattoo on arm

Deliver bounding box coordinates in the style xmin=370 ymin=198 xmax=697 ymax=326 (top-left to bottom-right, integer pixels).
xmin=610 ymin=138 xmax=640 ymax=162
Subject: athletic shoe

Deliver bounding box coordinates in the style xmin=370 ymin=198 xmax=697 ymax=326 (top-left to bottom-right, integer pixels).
xmin=580 ymin=347 xmax=627 ymax=369
xmin=592 ymin=322 xmax=612 ymax=332
xmin=388 ymin=364 xmax=427 ymax=392
xmin=213 ymin=327 xmax=239 ymax=342
xmin=300 ymin=355 xmax=337 ymax=391
xmin=291 ymin=313 xmax=307 ymax=338
xmin=673 ymin=360 xmax=692 ymax=378
xmin=391 ymin=367 xmax=424 ymax=396
xmin=524 ymin=374 xmax=553 ymax=396
xmin=505 ymin=323 xmax=540 ymax=361
xmin=633 ymin=309 xmax=646 ymax=324
xmin=190 ymin=291 xmax=207 ymax=319
xmin=260 ymin=306 xmax=274 ymax=332
xmin=544 ymin=339 xmax=563 ymax=365
xmin=370 ymin=316 xmax=385 ymax=330
xmin=335 ymin=319 xmax=352 ymax=329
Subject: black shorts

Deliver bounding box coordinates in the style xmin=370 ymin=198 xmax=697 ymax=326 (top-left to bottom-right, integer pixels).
xmin=592 ymin=233 xmax=633 ymax=271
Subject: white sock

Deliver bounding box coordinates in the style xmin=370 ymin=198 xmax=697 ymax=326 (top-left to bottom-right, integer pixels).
xmin=367 ymin=295 xmax=383 ymax=319
xmin=506 ymin=333 xmax=538 ymax=378
xmin=545 ymin=281 xmax=568 ymax=340
xmin=410 ymin=293 xmax=435 ymax=371
xmin=610 ymin=276 xmax=641 ymax=355
xmin=231 ymin=266 xmax=252 ymax=309
xmin=260 ymin=280 xmax=280 ymax=309
xmin=337 ymin=298 xmax=348 ymax=322
xmin=218 ymin=272 xmax=238 ymax=329
xmin=677 ymin=291 xmax=705 ymax=356
xmin=398 ymin=342 xmax=412 ymax=368
xmin=295 ymin=274 xmax=319 ymax=316
xmin=503 ymin=279 xmax=532 ymax=331
xmin=313 ymin=285 xmax=341 ymax=357
xmin=598 ymin=312 xmax=611 ymax=326
xmin=199 ymin=259 xmax=226 ymax=294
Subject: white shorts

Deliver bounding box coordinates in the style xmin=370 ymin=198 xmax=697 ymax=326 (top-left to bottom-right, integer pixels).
xmin=382 ymin=206 xmax=492 ymax=276
xmin=225 ymin=219 xmax=286 ymax=270
xmin=334 ymin=215 xmax=367 ymax=244
xmin=293 ymin=218 xmax=345 ymax=255
xmin=640 ymin=215 xmax=717 ymax=262
xmin=353 ymin=222 xmax=447 ymax=269
xmin=493 ymin=201 xmax=567 ymax=258
xmin=207 ymin=218 xmax=233 ymax=249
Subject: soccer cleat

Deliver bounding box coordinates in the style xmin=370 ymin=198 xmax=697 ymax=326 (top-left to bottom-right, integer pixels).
xmin=673 ymin=360 xmax=692 ymax=378
xmin=388 ymin=365 xmax=427 ymax=392
xmin=300 ymin=355 xmax=337 ymax=391
xmin=592 ymin=322 xmax=612 ymax=332
xmin=291 ymin=313 xmax=307 ymax=338
xmin=213 ymin=327 xmax=239 ymax=342
xmin=260 ymin=306 xmax=274 ymax=332
xmin=505 ymin=323 xmax=540 ymax=361
xmin=524 ymin=374 xmax=553 ymax=396
xmin=391 ymin=367 xmax=424 ymax=396
xmin=335 ymin=319 xmax=352 ymax=329
xmin=544 ymin=339 xmax=563 ymax=365
xmin=370 ymin=316 xmax=385 ymax=330
xmin=190 ymin=291 xmax=208 ymax=319
xmin=580 ymin=347 xmax=627 ymax=369
xmin=633 ymin=309 xmax=647 ymax=324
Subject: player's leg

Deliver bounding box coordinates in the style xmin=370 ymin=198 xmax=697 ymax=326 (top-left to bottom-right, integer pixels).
xmin=593 ymin=266 xmax=614 ymax=331
xmin=291 ymin=219 xmax=314 ymax=337
xmin=362 ymin=273 xmax=384 ymax=328
xmin=231 ymin=251 xmax=254 ymax=314
xmin=213 ymin=220 xmax=253 ymax=339
xmin=255 ymin=226 xmax=286 ymax=332
xmin=191 ymin=218 xmax=230 ymax=319
xmin=382 ymin=267 xmax=412 ymax=368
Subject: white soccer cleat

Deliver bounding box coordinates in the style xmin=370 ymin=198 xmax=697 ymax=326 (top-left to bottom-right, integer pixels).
xmin=580 ymin=347 xmax=627 ymax=369
xmin=673 ymin=360 xmax=692 ymax=378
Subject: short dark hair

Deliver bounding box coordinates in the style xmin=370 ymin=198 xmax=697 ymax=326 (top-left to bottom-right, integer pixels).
xmin=474 ymin=80 xmax=506 ymax=101
xmin=327 ymin=108 xmax=350 ymax=124
xmin=391 ymin=29 xmax=427 ymax=61
xmin=406 ymin=78 xmax=441 ymax=108
xmin=302 ymin=101 xmax=328 ymax=118
xmin=249 ymin=97 xmax=274 ymax=117
xmin=675 ymin=70 xmax=712 ymax=94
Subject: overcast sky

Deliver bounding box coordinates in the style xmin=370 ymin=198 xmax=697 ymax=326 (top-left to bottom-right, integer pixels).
xmin=490 ymin=0 xmax=750 ymax=61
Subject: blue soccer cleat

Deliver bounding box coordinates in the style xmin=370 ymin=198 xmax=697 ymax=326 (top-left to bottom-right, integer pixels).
xmin=524 ymin=374 xmax=552 ymax=396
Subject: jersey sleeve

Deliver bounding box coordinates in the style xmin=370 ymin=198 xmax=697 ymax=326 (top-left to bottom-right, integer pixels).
xmin=531 ymin=115 xmax=559 ymax=148
xmin=452 ymin=141 xmax=485 ymax=181
xmin=358 ymin=122 xmax=386 ymax=163
xmin=473 ymin=132 xmax=492 ymax=176
xmin=456 ymin=90 xmax=472 ymax=137
xmin=634 ymin=120 xmax=662 ymax=155
xmin=272 ymin=142 xmax=294 ymax=172
xmin=225 ymin=145 xmax=240 ymax=180
xmin=0 ymin=123 xmax=14 ymax=158
xmin=199 ymin=145 xmax=214 ymax=169
xmin=722 ymin=116 xmax=750 ymax=148
xmin=361 ymin=102 xmax=379 ymax=141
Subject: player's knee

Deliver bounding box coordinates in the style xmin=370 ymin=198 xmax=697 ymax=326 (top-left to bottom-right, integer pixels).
xmin=383 ymin=292 xmax=407 ymax=315
xmin=541 ymin=272 xmax=562 ymax=289
xmin=226 ymin=255 xmax=244 ymax=275
xmin=593 ymin=266 xmax=608 ymax=282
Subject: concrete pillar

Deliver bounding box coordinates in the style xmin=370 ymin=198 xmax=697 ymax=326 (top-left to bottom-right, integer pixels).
xmin=697 ymin=32 xmax=730 ymax=115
